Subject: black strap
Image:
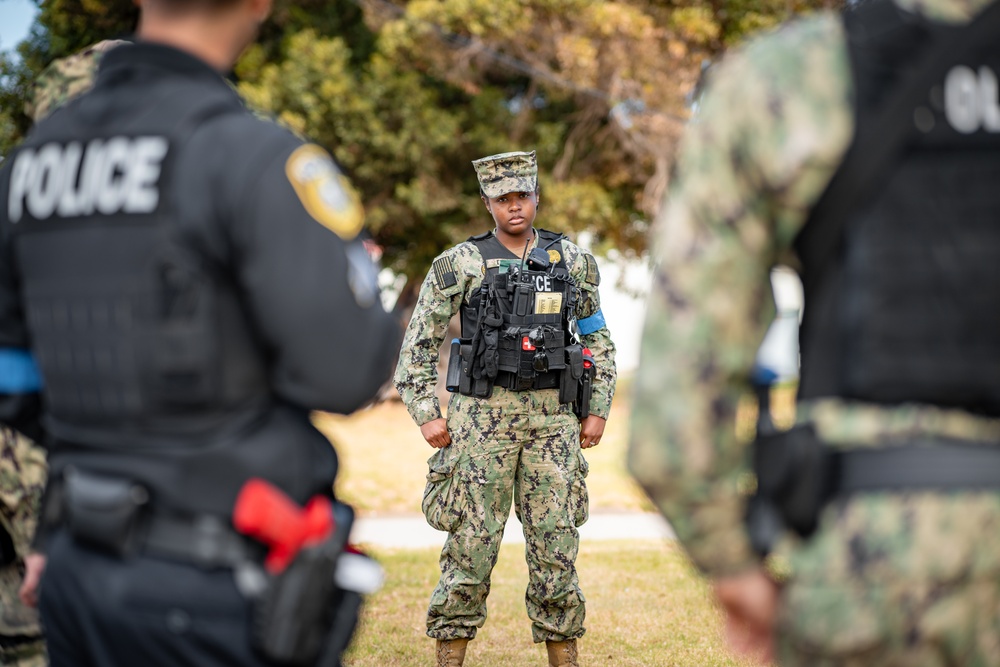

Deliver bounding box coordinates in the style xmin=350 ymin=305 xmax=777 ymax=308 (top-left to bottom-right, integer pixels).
xmin=834 ymin=443 xmax=1000 ymax=493
xmin=801 ymin=0 xmax=1000 ymax=287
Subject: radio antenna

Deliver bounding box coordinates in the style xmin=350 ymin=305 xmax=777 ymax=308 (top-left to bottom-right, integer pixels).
xmin=519 ymin=238 xmax=531 ymax=273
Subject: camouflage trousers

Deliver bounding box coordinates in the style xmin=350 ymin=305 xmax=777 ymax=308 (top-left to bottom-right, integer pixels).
xmin=423 ymin=387 xmax=589 ymax=643
xmin=775 ymin=491 xmax=1000 ymax=666
xmin=0 ymin=637 xmax=47 ymax=667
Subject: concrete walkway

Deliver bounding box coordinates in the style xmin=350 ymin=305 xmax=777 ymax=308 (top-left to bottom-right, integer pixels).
xmin=352 ymin=512 xmax=675 ymax=549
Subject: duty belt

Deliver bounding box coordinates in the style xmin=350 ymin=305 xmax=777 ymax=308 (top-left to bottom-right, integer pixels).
xmin=48 ymin=468 xmax=262 ymax=567
xmin=142 ymin=513 xmax=262 ymax=567
xmin=832 ymin=441 xmax=1000 ymax=494
xmin=747 ymin=428 xmax=1000 ymax=556
xmin=493 ymin=369 xmax=560 ymax=391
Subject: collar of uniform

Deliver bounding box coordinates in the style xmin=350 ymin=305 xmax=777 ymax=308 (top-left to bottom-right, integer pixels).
xmin=489 ymin=228 xmax=539 ymax=253
xmin=98 ymin=41 xmax=232 ymax=88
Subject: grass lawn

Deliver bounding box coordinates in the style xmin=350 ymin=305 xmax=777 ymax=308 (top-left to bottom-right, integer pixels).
xmin=316 ymin=378 xmax=793 ymax=666
xmin=344 ymin=540 xmax=756 ymax=667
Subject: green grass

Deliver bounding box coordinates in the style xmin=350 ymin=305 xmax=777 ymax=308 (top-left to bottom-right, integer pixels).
xmin=317 ymin=377 xmax=790 ymax=665
xmin=344 ymin=540 xmax=756 ymax=667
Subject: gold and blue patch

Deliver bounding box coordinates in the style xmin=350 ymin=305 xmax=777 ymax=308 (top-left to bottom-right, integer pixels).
xmin=285 ymin=144 xmax=364 ymax=240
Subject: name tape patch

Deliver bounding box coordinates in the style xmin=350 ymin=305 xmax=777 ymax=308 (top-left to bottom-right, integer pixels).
xmin=583 ymin=254 xmax=600 ymax=286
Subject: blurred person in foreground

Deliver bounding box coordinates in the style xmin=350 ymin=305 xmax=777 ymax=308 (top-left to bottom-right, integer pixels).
xmin=0 ymin=41 xmax=128 ymax=667
xmin=0 ymin=0 xmax=400 ymax=664
xmin=394 ymin=150 xmax=616 ymax=666
xmin=629 ymin=0 xmax=1000 ymax=664
xmin=0 ymin=427 xmax=46 ymax=667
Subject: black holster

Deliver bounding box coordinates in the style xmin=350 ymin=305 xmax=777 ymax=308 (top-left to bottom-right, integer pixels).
xmin=252 ymin=501 xmax=358 ymax=667
xmin=560 ymin=345 xmax=584 ymax=405
xmin=445 ymin=339 xmax=462 ymax=393
xmin=745 ymin=424 xmax=834 ymax=556
xmin=572 ymin=348 xmax=596 ymax=420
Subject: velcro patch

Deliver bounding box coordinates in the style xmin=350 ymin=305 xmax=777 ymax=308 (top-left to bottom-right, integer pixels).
xmin=285 ymin=144 xmax=364 ymax=240
xmin=583 ymin=254 xmax=600 ymax=286
xmin=433 ymin=256 xmax=457 ymax=289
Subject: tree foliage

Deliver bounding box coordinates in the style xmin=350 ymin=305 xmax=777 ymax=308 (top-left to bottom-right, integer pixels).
xmin=1 ymin=0 xmax=839 ymax=298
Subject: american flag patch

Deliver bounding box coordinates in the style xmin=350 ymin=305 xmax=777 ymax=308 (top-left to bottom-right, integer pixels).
xmin=433 ymin=256 xmax=457 ymax=289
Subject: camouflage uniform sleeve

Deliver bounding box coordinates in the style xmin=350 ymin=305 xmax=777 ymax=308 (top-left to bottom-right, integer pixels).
xmin=393 ymin=245 xmax=475 ymax=426
xmin=627 ymin=15 xmax=853 ymax=576
xmin=26 ymin=40 xmax=128 ymax=123
xmin=566 ymin=243 xmax=617 ymax=419
xmin=0 ymin=428 xmax=46 ymax=555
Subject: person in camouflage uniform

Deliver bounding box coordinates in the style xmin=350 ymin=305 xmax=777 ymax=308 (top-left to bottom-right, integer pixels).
xmin=394 ymin=151 xmax=616 ymax=667
xmin=629 ymin=0 xmax=1000 ymax=664
xmin=25 ymin=40 xmax=129 ymax=123
xmin=0 ymin=428 xmax=46 ymax=667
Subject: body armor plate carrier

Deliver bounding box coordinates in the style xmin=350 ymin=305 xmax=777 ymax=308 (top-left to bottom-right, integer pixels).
xmin=446 ymin=230 xmax=590 ymax=408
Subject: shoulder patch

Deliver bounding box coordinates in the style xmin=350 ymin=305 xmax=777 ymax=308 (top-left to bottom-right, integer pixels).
xmin=583 ymin=254 xmax=600 ymax=286
xmin=433 ymin=256 xmax=458 ymax=289
xmin=285 ymin=144 xmax=364 ymax=240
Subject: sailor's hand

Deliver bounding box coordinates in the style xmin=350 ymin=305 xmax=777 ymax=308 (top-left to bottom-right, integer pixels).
xmin=420 ymin=418 xmax=451 ymax=449
xmin=579 ymin=415 xmax=606 ymax=449
xmin=19 ymin=552 xmax=46 ymax=608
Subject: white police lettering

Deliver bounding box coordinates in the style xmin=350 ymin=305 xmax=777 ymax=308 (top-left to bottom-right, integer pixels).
xmin=534 ymin=275 xmax=553 ymax=292
xmin=944 ymin=65 xmax=1000 ymax=134
xmin=7 ymin=136 xmax=169 ymax=223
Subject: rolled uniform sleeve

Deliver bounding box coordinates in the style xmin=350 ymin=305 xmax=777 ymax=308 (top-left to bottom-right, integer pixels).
xmin=225 ymin=130 xmax=400 ymax=414
xmin=627 ymin=15 xmax=852 ymax=575
xmin=393 ymin=249 xmax=467 ymax=426
xmin=567 ymin=247 xmax=616 ymax=420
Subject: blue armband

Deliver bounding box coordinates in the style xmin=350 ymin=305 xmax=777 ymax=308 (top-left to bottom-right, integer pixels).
xmin=577 ymin=310 xmax=607 ymax=336
xmin=0 ymin=348 xmax=43 ymax=392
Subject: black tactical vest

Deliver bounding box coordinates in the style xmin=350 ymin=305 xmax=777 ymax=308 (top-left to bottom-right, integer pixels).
xmin=459 ymin=229 xmax=580 ymax=395
xmin=795 ymin=0 xmax=1000 ymax=414
xmin=6 ymin=92 xmax=270 ymax=438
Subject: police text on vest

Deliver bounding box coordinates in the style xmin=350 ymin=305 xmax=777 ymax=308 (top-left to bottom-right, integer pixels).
xmin=944 ymin=66 xmax=1000 ymax=134
xmin=8 ymin=136 xmax=169 ymax=223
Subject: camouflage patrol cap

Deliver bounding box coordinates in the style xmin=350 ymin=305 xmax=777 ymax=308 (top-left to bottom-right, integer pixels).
xmin=26 ymin=39 xmax=129 ymax=122
xmin=472 ymin=150 xmax=537 ymax=198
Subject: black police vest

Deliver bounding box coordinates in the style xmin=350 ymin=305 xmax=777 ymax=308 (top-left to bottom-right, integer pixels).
xmin=7 ymin=93 xmax=270 ymax=435
xmin=461 ymin=229 xmax=577 ymax=392
xmin=795 ymin=0 xmax=1000 ymax=414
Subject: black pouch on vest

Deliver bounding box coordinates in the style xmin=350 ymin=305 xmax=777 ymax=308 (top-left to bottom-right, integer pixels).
xmin=445 ymin=339 xmax=463 ymax=393
xmin=746 ymin=424 xmax=834 ymax=555
xmin=63 ymin=468 xmax=149 ymax=556
xmin=148 ymin=250 xmax=220 ymax=407
xmin=560 ymin=345 xmax=584 ymax=405
xmin=459 ymin=344 xmax=473 ymax=396
xmin=253 ymin=502 xmax=353 ymax=666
